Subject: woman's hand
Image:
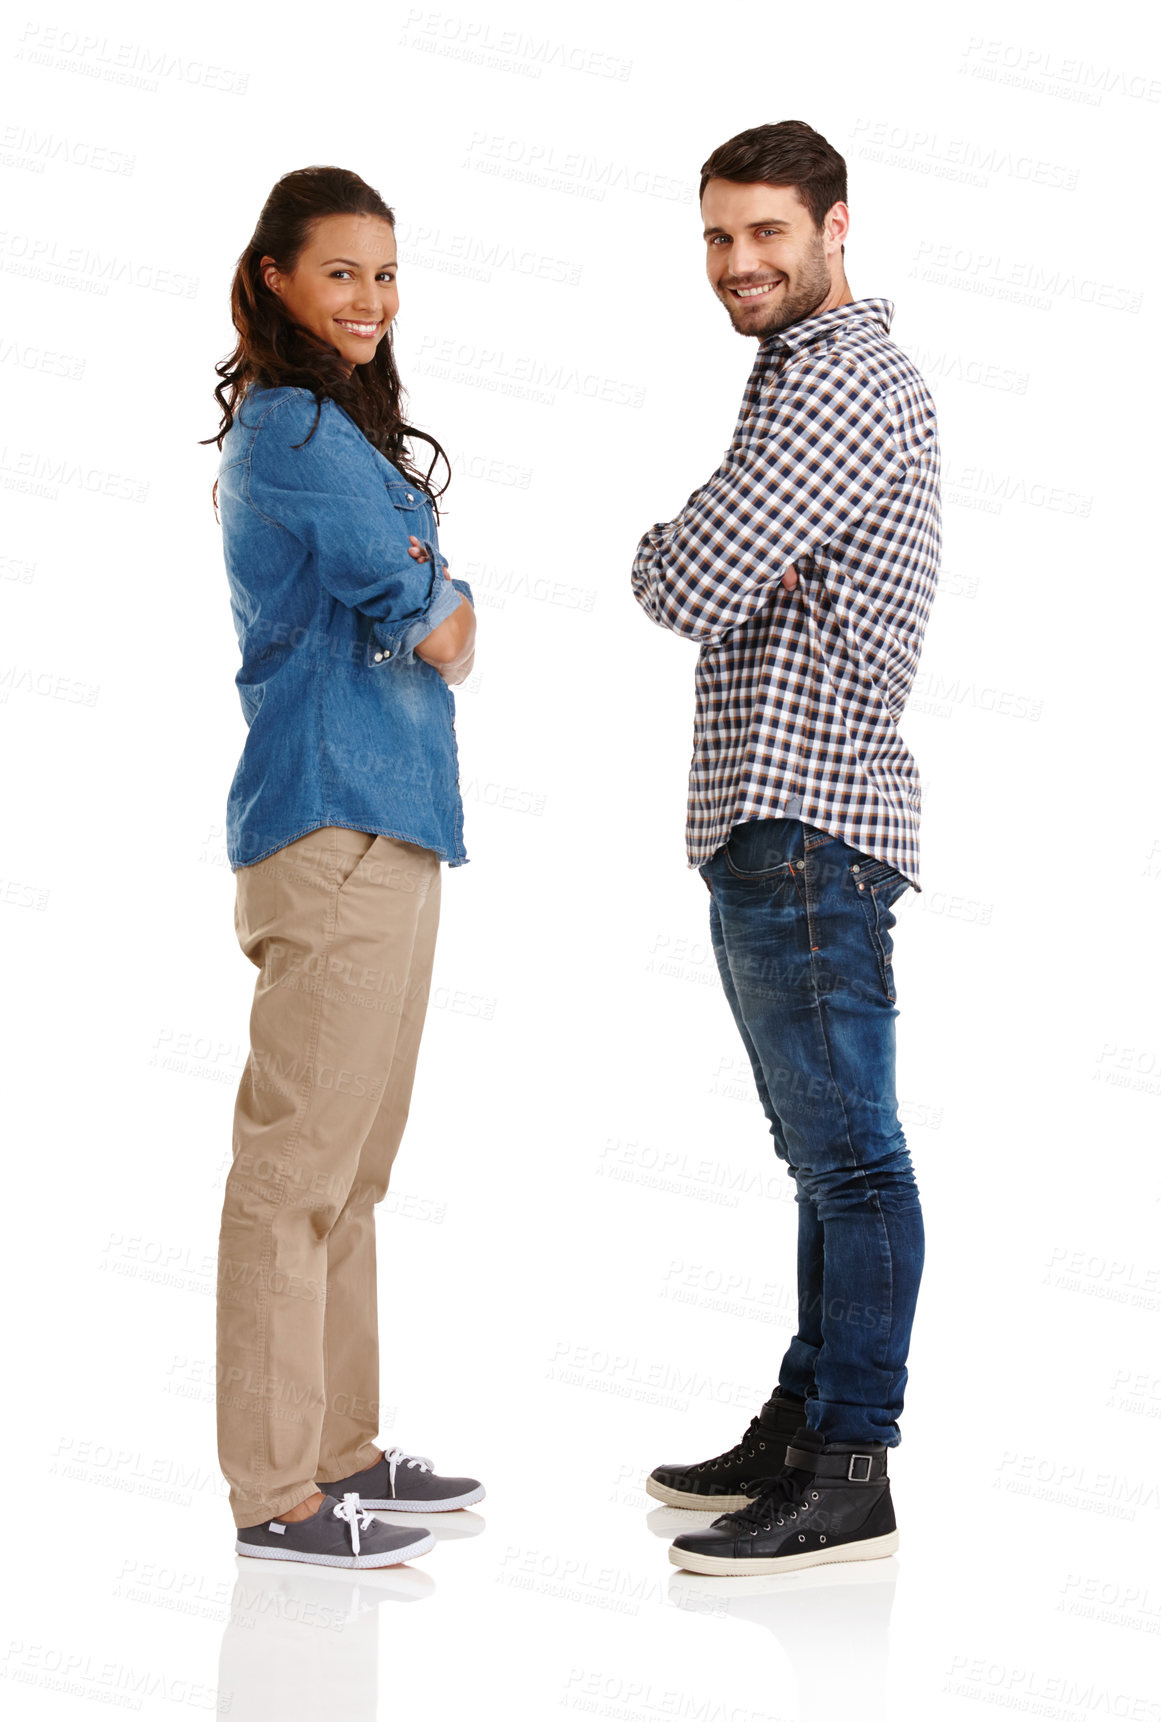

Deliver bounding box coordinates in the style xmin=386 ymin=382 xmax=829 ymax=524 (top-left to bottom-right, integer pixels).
xmin=408 ymin=537 xmax=475 ymax=682
xmin=408 ymin=536 xmax=451 ymax=578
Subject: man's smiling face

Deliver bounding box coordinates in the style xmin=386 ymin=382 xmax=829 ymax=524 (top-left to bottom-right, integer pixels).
xmin=702 ymin=178 xmax=847 ymax=338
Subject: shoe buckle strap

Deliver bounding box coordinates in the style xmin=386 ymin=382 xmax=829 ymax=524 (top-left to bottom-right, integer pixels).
xmin=784 ymin=1443 xmax=885 ymax=1481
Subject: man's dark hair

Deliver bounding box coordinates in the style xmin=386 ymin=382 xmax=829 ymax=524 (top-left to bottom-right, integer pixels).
xmin=699 ymin=121 xmax=848 ymax=244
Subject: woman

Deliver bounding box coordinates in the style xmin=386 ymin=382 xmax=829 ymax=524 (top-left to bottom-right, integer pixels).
xmin=203 ymin=165 xmax=483 ymax=1569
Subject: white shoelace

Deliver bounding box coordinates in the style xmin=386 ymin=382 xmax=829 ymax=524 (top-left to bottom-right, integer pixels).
xmin=331 ymin=1491 xmax=375 ymax=1556
xmin=382 ymin=1447 xmax=434 ymax=1495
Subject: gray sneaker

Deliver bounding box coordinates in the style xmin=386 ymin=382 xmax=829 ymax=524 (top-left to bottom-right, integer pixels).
xmin=235 ymin=1492 xmax=435 ymax=1568
xmin=320 ymin=1446 xmax=485 ymax=1511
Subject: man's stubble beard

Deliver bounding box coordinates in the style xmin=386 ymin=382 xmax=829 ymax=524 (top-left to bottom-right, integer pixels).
xmin=722 ymin=236 xmax=833 ymax=339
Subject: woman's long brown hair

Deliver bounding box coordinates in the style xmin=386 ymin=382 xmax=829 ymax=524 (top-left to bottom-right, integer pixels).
xmin=200 ymin=164 xmax=450 ymax=519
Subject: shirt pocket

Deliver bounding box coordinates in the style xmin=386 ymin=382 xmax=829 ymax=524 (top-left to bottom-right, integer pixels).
xmin=383 ymin=477 xmax=433 ymax=525
xmin=383 ymin=476 xmax=439 ymax=564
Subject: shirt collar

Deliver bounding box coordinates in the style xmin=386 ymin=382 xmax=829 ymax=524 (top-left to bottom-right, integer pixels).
xmin=758 ymin=295 xmax=895 ymax=356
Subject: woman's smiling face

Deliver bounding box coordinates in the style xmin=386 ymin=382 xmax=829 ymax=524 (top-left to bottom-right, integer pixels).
xmin=261 ymin=212 xmax=399 ymax=374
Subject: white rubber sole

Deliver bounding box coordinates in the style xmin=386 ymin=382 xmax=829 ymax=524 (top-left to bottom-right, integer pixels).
xmin=339 ymin=1484 xmax=485 ymax=1512
xmin=646 ymin=1476 xmax=752 ymax=1512
xmin=669 ymin=1529 xmax=899 ymax=1575
xmin=235 ymin=1531 xmax=436 ymax=1568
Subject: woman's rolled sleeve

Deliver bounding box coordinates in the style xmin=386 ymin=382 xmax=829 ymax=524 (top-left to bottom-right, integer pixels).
xmin=245 ymin=393 xmax=453 ymax=663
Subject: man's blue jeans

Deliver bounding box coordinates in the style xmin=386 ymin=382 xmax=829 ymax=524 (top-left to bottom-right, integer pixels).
xmin=700 ymin=816 xmax=925 ymax=1447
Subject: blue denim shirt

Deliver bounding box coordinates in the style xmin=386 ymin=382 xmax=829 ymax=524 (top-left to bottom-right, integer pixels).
xmin=216 ymin=384 xmax=472 ymax=869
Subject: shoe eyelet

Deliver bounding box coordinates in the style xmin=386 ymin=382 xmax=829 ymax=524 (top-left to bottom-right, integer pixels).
xmin=811 ymin=1491 xmax=819 ymax=1500
xmin=819 ymin=1535 xmax=827 ymax=1544
xmin=798 ymin=1534 xmax=806 ymax=1543
xmin=789 ymin=1510 xmax=797 ymax=1518
xmin=749 ymin=1528 xmax=758 ymax=1536
xmin=761 ymin=1523 xmax=770 ymax=1532
xmin=775 ymin=1518 xmax=784 ymax=1527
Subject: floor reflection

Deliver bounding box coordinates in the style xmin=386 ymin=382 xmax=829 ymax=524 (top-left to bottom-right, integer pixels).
xmin=371 ymin=1507 xmax=486 ymax=1543
xmin=670 ymin=1558 xmax=898 ymax=1721
xmin=645 ymin=1504 xmax=718 ymax=1538
xmin=218 ymin=1547 xmax=434 ymax=1720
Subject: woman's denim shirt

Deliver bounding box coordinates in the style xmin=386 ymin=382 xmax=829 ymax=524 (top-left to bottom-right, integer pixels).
xmin=217 ymin=385 xmax=471 ymax=870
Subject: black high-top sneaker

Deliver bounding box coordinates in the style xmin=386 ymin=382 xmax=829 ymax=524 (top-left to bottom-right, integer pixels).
xmin=646 ymin=1390 xmax=807 ymax=1511
xmin=668 ymin=1428 xmax=898 ymax=1574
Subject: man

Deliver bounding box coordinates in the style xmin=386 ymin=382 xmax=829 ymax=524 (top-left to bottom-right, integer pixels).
xmin=631 ymin=120 xmax=940 ymax=1576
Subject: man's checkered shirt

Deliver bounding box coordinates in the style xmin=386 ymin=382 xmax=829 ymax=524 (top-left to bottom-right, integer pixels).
xmin=631 ymin=296 xmax=940 ymax=891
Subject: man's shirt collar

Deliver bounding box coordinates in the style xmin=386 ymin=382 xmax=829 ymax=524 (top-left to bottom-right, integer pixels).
xmin=759 ymin=295 xmax=895 ymax=356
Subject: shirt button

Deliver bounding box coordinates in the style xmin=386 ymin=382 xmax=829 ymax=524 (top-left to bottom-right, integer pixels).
xmin=405 ymin=492 xmax=414 ymax=501
xmin=796 ymin=860 xmax=805 ymax=870
xmin=852 ymin=864 xmax=860 ymax=873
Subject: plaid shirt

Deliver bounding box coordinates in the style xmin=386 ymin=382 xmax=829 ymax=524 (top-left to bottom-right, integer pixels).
xmin=631 ymin=296 xmax=940 ymax=891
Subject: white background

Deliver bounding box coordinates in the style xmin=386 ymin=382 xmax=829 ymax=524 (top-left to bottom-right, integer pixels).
xmin=3 ymin=0 xmax=1160 ymax=1717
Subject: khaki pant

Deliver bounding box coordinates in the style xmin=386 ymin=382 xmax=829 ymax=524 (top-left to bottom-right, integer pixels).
xmin=216 ymin=826 xmax=441 ymax=1528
